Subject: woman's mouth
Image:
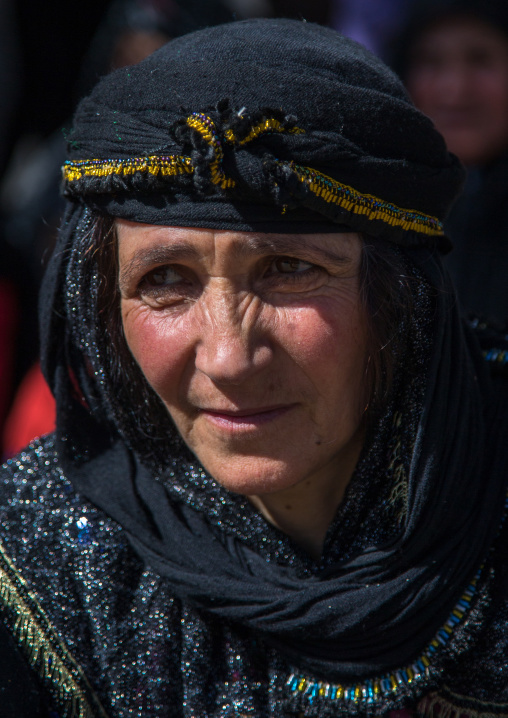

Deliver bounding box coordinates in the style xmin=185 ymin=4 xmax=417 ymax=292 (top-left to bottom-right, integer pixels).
xmin=200 ymin=405 xmax=295 ymax=430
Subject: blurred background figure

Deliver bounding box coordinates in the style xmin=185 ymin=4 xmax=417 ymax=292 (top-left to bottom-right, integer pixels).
xmin=392 ymin=0 xmax=508 ymax=324
xmin=0 ymin=0 xmax=109 ymax=456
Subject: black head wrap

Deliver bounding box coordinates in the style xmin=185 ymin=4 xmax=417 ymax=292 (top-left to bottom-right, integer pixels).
xmin=41 ymin=18 xmax=508 ymax=711
xmin=62 ymin=18 xmax=464 ymax=249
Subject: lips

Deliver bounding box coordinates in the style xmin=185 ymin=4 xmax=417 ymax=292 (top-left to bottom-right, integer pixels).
xmin=200 ymin=404 xmax=295 ymax=429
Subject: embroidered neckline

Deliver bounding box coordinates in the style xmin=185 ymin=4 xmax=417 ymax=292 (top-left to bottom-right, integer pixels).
xmin=286 ymin=568 xmax=483 ymax=705
xmin=286 ymin=491 xmax=508 ymax=708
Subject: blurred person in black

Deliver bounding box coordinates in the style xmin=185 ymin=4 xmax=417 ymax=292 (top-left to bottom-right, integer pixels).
xmin=392 ymin=0 xmax=508 ymax=325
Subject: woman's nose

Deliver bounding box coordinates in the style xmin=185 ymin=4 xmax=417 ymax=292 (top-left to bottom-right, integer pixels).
xmin=194 ymin=289 xmax=273 ymax=385
xmin=436 ymin=62 xmax=471 ymax=101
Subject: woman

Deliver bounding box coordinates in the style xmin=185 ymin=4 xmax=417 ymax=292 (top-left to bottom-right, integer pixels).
xmin=1 ymin=18 xmax=508 ymax=718
xmin=391 ymin=0 xmax=508 ymax=323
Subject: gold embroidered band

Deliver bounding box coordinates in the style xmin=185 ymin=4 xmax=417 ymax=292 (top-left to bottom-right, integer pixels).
xmin=63 ymin=155 xmax=193 ymax=183
xmin=286 ymin=162 xmax=443 ymax=237
xmin=0 ymin=540 xmax=109 ymax=718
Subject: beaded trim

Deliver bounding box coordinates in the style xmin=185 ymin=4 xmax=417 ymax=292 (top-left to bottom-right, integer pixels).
xmin=224 ymin=117 xmax=305 ymax=146
xmin=482 ymin=348 xmax=508 ymax=366
xmin=286 ymin=568 xmax=483 ymax=706
xmin=186 ymin=113 xmax=236 ymax=189
xmin=63 ymin=114 xmax=304 ymax=189
xmin=283 ymin=161 xmax=444 ymax=237
xmin=0 ymin=538 xmax=109 ymax=718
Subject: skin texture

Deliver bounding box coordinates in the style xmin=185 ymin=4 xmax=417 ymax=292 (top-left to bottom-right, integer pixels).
xmin=118 ymin=221 xmax=369 ymax=558
xmin=407 ymin=16 xmax=508 ymax=166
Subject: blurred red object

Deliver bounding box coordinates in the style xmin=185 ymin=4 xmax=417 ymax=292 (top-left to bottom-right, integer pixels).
xmin=3 ymin=362 xmax=56 ymax=458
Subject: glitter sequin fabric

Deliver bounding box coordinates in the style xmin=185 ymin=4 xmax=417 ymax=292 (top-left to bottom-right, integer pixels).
xmin=0 ymin=437 xmax=282 ymax=718
xmin=1 ymin=437 xmax=508 ymax=717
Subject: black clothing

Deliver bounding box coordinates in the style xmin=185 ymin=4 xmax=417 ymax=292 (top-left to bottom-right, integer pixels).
xmin=30 ymin=193 xmax=508 ymax=713
xmin=1 ymin=433 xmax=508 ymax=717
xmin=444 ymin=156 xmax=508 ymax=322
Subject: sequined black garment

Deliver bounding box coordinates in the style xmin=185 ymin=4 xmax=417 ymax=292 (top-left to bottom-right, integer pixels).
xmin=35 ymin=19 xmax=508 ymax=697
xmin=1 ymin=434 xmax=508 ymax=718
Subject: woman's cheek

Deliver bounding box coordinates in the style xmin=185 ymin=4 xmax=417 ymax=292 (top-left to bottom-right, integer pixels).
xmin=277 ymin=292 xmax=365 ymax=368
xmin=121 ymin=300 xmax=191 ymax=394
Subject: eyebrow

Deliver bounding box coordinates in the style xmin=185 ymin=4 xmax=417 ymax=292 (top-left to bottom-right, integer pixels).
xmin=119 ymin=242 xmax=202 ymax=290
xmin=118 ymin=233 xmax=353 ymax=290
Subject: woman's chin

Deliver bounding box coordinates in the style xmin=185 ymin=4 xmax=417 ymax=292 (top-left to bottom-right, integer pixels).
xmin=198 ymin=455 xmax=306 ymax=497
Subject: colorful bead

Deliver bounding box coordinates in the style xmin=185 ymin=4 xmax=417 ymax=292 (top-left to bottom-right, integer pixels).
xmin=483 ymin=349 xmax=508 ymax=364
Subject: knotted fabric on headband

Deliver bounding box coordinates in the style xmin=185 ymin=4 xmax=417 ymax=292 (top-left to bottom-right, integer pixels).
xmin=62 ymin=19 xmax=465 ymax=248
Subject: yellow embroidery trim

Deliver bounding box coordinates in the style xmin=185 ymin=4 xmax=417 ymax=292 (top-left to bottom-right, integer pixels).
xmin=224 ymin=117 xmax=304 ymax=145
xmin=185 ymin=113 xmax=236 ymax=189
xmin=63 ymin=155 xmax=193 ymax=183
xmin=63 ymin=114 xmax=304 ymax=189
xmin=63 ymin=113 xmax=443 ymax=238
xmin=285 ymin=161 xmax=444 ymax=237
xmin=0 ymin=539 xmax=109 ymax=718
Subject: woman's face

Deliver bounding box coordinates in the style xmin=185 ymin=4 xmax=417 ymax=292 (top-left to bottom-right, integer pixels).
xmin=407 ymin=16 xmax=508 ymax=166
xmin=118 ymin=222 xmax=369 ymax=497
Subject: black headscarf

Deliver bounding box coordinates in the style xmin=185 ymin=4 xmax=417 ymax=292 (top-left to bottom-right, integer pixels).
xmin=41 ymin=19 xmax=508 ymax=693
xmin=61 ymin=18 xmax=464 ymax=248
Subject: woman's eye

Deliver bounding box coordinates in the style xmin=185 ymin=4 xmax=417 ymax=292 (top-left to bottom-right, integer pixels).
xmin=137 ymin=265 xmax=194 ymax=305
xmin=143 ymin=266 xmax=183 ymax=287
xmin=261 ymin=256 xmax=324 ymax=292
xmin=269 ymin=257 xmax=315 ymax=275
